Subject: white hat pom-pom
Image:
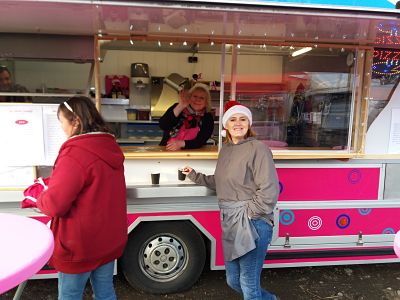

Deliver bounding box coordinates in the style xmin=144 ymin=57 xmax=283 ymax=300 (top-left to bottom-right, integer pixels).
xmin=221 ymin=129 xmax=226 ymax=137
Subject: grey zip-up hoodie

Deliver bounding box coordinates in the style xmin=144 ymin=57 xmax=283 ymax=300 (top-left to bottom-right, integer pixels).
xmin=188 ymin=137 xmax=279 ymax=260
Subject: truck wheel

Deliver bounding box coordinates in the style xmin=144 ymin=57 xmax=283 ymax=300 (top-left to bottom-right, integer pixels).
xmin=121 ymin=221 xmax=206 ymax=294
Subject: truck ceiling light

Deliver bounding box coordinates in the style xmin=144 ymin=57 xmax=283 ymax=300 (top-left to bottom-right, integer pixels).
xmin=291 ymin=47 xmax=312 ymax=57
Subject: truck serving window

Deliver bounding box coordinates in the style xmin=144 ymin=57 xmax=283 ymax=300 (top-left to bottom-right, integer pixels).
xmin=225 ymin=45 xmax=356 ymax=151
xmin=0 ymin=34 xmax=94 ymax=105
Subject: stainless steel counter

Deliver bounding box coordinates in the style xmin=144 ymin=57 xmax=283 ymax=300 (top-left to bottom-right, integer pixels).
xmin=127 ymin=184 xmax=216 ymax=199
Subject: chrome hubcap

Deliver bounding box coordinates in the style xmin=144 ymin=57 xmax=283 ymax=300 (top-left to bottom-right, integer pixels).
xmin=140 ymin=235 xmax=187 ymax=282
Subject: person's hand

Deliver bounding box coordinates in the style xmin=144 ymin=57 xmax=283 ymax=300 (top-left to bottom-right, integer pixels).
xmin=173 ymin=90 xmax=190 ymax=117
xmin=178 ymin=90 xmax=190 ymax=109
xmin=166 ymin=140 xmax=185 ymax=151
xmin=181 ymin=166 xmax=193 ymax=175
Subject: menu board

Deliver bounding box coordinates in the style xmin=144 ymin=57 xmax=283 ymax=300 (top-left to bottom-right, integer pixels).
xmin=43 ymin=105 xmax=66 ymax=165
xmin=388 ymin=108 xmax=400 ymax=154
xmin=0 ymin=104 xmax=65 ymax=166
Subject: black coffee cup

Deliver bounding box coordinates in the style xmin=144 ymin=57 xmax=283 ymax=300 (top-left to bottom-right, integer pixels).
xmin=178 ymin=169 xmax=186 ymax=181
xmin=151 ymin=173 xmax=160 ymax=185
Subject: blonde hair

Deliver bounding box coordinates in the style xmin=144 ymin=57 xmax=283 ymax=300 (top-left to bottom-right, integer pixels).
xmin=188 ymin=82 xmax=212 ymax=112
xmin=224 ymin=127 xmax=256 ymax=144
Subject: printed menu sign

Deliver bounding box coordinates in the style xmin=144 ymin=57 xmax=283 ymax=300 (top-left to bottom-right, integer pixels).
xmin=0 ymin=104 xmax=65 ymax=166
xmin=43 ymin=105 xmax=66 ymax=165
xmin=388 ymin=108 xmax=400 ymax=154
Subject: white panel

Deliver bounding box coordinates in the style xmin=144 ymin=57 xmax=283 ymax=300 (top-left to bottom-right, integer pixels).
xmin=237 ymin=54 xmax=283 ymax=83
xmin=0 ymin=167 xmax=35 ymax=189
xmin=365 ymin=84 xmax=400 ymax=154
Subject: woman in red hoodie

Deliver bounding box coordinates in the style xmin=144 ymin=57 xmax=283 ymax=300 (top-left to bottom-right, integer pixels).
xmin=37 ymin=96 xmax=127 ymax=300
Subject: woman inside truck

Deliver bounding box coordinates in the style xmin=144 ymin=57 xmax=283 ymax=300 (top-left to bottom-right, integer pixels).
xmin=0 ymin=66 xmax=31 ymax=102
xmin=159 ymin=82 xmax=214 ymax=150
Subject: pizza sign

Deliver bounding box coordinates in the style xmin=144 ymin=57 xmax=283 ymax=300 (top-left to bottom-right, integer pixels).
xmin=374 ymin=49 xmax=400 ymax=61
xmin=372 ymin=49 xmax=400 ymax=76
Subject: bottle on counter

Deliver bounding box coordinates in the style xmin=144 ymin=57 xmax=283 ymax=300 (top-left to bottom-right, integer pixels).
xmin=110 ymin=79 xmax=123 ymax=99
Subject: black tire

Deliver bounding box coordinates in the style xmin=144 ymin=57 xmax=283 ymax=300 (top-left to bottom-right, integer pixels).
xmin=121 ymin=221 xmax=206 ymax=294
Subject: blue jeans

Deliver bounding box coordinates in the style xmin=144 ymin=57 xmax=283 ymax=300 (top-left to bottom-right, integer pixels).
xmin=225 ymin=219 xmax=276 ymax=300
xmin=58 ymin=260 xmax=116 ymax=300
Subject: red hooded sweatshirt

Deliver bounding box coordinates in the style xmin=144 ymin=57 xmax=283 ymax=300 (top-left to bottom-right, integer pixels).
xmin=37 ymin=133 xmax=127 ymax=274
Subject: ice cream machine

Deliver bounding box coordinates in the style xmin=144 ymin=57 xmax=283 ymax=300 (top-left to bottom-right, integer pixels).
xmin=129 ymin=63 xmax=151 ymax=108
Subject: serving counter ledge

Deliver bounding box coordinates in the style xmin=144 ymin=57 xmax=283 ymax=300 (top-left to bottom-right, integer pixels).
xmin=122 ymin=145 xmax=358 ymax=160
xmin=122 ymin=145 xmax=219 ymax=159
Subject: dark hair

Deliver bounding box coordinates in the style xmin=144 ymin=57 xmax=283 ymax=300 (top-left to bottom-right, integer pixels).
xmin=58 ymin=96 xmax=111 ymax=136
xmin=224 ymin=127 xmax=256 ymax=144
xmin=0 ymin=66 xmax=11 ymax=76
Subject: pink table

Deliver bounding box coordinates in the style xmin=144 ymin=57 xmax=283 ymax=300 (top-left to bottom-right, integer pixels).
xmin=0 ymin=213 xmax=54 ymax=297
xmin=395 ymin=231 xmax=400 ymax=258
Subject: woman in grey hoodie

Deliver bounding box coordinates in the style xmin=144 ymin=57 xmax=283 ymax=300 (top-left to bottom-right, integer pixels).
xmin=183 ymin=100 xmax=280 ymax=300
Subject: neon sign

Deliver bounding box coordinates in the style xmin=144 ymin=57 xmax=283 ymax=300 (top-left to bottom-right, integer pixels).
xmin=375 ymin=35 xmax=400 ymax=46
xmin=373 ymin=49 xmax=400 ymax=61
xmin=372 ymin=49 xmax=400 ymax=76
xmin=375 ymin=23 xmax=400 ymax=46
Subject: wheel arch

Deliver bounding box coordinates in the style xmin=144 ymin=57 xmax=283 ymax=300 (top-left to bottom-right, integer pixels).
xmin=126 ymin=215 xmax=217 ymax=270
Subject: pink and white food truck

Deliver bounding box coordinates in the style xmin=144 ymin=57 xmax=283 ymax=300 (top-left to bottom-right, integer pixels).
xmin=0 ymin=0 xmax=400 ymax=294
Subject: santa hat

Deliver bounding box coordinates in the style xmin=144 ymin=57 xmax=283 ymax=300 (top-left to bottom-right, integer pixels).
xmin=221 ymin=100 xmax=252 ymax=137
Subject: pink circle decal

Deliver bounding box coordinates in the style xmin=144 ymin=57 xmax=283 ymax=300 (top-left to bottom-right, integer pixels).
xmin=348 ymin=169 xmax=362 ymax=184
xmin=308 ymin=216 xmax=322 ymax=231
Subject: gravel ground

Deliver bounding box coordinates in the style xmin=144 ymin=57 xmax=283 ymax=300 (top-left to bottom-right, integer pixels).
xmin=1 ymin=263 xmax=400 ymax=300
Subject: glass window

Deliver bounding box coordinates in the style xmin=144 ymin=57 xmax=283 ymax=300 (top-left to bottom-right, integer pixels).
xmin=224 ymin=45 xmax=355 ymax=150
xmin=368 ymin=48 xmax=400 ymax=129
xmin=99 ymin=40 xmax=221 ymax=146
xmin=0 ymin=59 xmax=93 ymax=104
xmin=0 ymin=34 xmax=94 ymax=103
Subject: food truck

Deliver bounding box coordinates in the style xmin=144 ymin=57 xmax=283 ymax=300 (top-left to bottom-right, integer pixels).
xmin=1 ymin=0 xmax=400 ymax=294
